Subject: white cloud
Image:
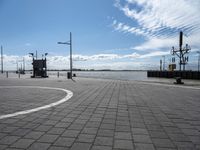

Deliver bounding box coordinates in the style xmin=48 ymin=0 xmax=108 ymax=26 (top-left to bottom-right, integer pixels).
xmin=112 ymin=20 xmax=148 ymax=36
xmin=123 ymin=52 xmax=140 ymax=59
xmin=2 ymin=51 xmax=175 ymax=70
xmin=82 ymin=61 xmax=153 ymax=70
xmin=139 ymin=51 xmax=169 ymax=58
xmin=113 ymin=0 xmax=200 ymax=51
xmin=116 ymin=0 xmax=200 ymax=36
xmin=133 ymin=37 xmax=177 ymax=51
xmin=25 ymin=43 xmax=31 ymax=46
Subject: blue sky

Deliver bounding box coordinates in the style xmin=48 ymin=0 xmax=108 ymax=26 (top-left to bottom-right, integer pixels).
xmin=1 ymin=0 xmax=200 ymax=70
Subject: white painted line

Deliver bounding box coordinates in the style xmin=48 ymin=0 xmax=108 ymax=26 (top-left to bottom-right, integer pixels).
xmin=0 ymin=86 xmax=73 ymax=120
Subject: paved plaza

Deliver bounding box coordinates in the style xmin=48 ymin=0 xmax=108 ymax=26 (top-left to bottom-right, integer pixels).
xmin=0 ymin=76 xmax=200 ymax=150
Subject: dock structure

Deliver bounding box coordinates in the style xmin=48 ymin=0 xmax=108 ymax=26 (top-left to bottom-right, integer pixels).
xmin=147 ymin=70 xmax=200 ymax=80
xmin=0 ymin=77 xmax=200 ymax=149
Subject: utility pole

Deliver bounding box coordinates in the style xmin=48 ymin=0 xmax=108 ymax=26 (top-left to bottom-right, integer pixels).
xmin=197 ymin=51 xmax=200 ymax=72
xmin=171 ymin=31 xmax=191 ymax=71
xmin=23 ymin=57 xmax=25 ymax=72
xmin=20 ymin=63 xmax=23 ymax=71
xmin=179 ymin=31 xmax=182 ymax=71
xmin=160 ymin=59 xmax=162 ymax=71
xmin=16 ymin=61 xmax=18 ymax=72
xmin=162 ymin=55 xmax=165 ymax=71
xmin=70 ymin=32 xmax=72 ymax=78
xmin=1 ymin=46 xmax=3 ymax=73
xmin=36 ymin=50 xmax=38 ymax=60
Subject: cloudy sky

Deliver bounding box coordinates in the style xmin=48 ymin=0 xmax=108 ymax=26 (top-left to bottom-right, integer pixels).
xmin=0 ymin=0 xmax=200 ymax=70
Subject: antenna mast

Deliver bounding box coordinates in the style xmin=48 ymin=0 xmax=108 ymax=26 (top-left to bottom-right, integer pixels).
xmin=171 ymin=31 xmax=191 ymax=71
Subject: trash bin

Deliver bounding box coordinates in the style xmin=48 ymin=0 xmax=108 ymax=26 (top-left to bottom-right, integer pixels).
xmin=67 ymin=72 xmax=72 ymax=79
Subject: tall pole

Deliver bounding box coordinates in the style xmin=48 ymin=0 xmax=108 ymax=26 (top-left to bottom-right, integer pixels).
xmin=23 ymin=57 xmax=25 ymax=71
xmin=58 ymin=32 xmax=73 ymax=79
xmin=70 ymin=32 xmax=72 ymax=79
xmin=21 ymin=63 xmax=22 ymax=71
xmin=1 ymin=46 xmax=3 ymax=73
xmin=198 ymin=54 xmax=200 ymax=72
xmin=36 ymin=50 xmax=38 ymax=60
xmin=16 ymin=61 xmax=18 ymax=72
xmin=198 ymin=51 xmax=200 ymax=72
xmin=179 ymin=31 xmax=183 ymax=71
xmin=171 ymin=31 xmax=190 ymax=72
xmin=160 ymin=59 xmax=162 ymax=71
xmin=162 ymin=56 xmax=165 ymax=71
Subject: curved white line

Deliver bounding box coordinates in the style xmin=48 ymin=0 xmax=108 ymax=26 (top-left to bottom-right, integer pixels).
xmin=0 ymin=86 xmax=73 ymax=120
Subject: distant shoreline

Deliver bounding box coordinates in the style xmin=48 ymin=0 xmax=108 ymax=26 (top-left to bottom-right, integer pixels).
xmin=4 ymin=70 xmax=148 ymax=72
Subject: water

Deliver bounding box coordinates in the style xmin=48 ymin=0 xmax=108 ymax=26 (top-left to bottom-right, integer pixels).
xmin=0 ymin=70 xmax=148 ymax=81
xmin=48 ymin=71 xmax=148 ymax=81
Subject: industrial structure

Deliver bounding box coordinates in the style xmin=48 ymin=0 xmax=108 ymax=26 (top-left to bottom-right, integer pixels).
xmin=147 ymin=31 xmax=200 ymax=80
xmin=171 ymin=31 xmax=191 ymax=71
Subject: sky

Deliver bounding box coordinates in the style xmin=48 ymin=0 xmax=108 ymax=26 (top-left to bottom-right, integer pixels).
xmin=0 ymin=0 xmax=200 ymax=70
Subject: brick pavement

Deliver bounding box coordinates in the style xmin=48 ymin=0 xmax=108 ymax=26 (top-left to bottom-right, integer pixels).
xmin=0 ymin=77 xmax=200 ymax=150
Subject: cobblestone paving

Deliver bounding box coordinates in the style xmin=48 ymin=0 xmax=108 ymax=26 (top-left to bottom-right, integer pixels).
xmin=0 ymin=87 xmax=66 ymax=115
xmin=0 ymin=77 xmax=200 ymax=150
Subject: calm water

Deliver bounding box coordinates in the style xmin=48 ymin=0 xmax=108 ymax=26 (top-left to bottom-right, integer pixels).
xmin=48 ymin=71 xmax=148 ymax=81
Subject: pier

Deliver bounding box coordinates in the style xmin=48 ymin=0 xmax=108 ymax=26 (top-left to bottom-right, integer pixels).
xmin=0 ymin=77 xmax=200 ymax=150
xmin=147 ymin=70 xmax=200 ymax=80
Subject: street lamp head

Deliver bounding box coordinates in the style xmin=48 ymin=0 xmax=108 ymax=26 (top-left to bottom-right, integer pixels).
xmin=29 ymin=53 xmax=34 ymax=57
xmin=45 ymin=53 xmax=48 ymax=56
xmin=58 ymin=41 xmax=70 ymax=45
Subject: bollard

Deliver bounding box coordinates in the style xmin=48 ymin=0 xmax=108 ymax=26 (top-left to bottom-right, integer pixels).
xmin=18 ymin=72 xmax=20 ymax=78
xmin=67 ymin=72 xmax=71 ymax=79
xmin=6 ymin=71 xmax=8 ymax=78
xmin=174 ymin=77 xmax=184 ymax=84
xmin=57 ymin=71 xmax=59 ymax=78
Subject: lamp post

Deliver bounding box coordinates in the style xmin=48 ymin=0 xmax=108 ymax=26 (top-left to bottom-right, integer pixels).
xmin=162 ymin=55 xmax=165 ymax=71
xmin=16 ymin=61 xmax=18 ymax=72
xmin=45 ymin=53 xmax=48 ymax=76
xmin=58 ymin=32 xmax=72 ymax=79
xmin=160 ymin=59 xmax=162 ymax=71
xmin=1 ymin=46 xmax=3 ymax=73
xmin=45 ymin=53 xmax=48 ymax=59
xmin=197 ymin=51 xmax=200 ymax=72
xmin=23 ymin=57 xmax=25 ymax=73
xmin=29 ymin=53 xmax=35 ymax=77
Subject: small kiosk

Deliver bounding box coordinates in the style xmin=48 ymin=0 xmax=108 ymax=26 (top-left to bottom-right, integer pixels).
xmin=30 ymin=52 xmax=48 ymax=78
